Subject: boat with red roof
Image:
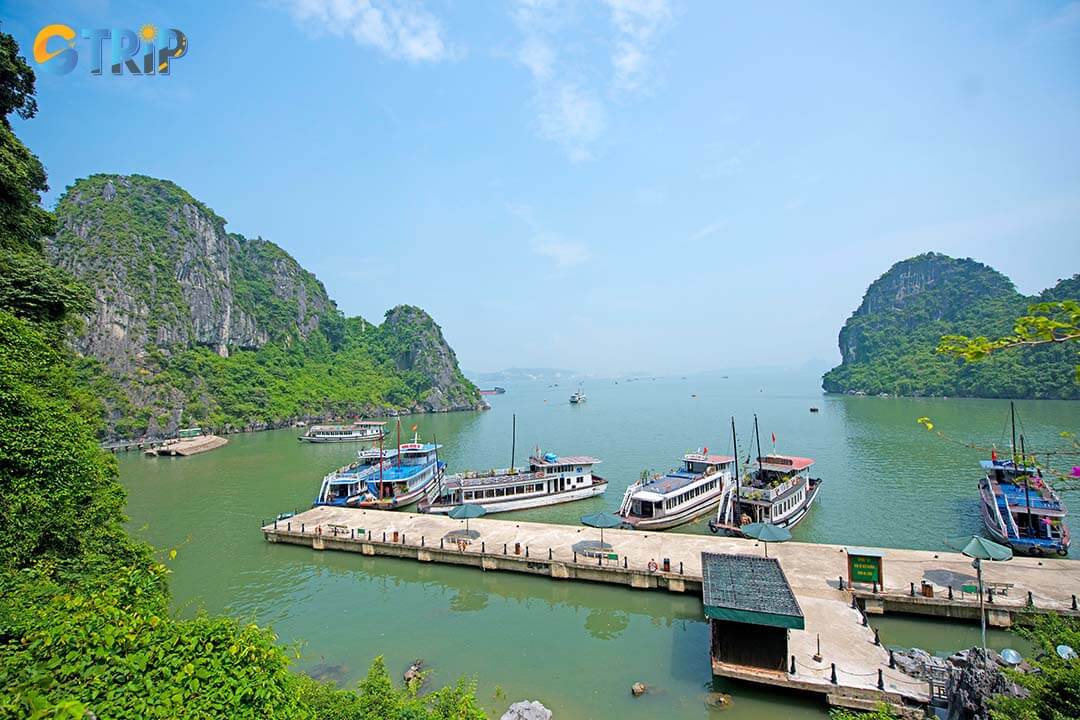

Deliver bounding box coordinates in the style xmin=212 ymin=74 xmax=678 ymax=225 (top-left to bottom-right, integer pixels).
xmin=709 ymin=415 xmax=822 ymax=533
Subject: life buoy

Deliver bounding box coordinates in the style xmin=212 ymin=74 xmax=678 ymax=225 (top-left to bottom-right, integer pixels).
xmin=1030 ymin=545 xmax=1042 ymax=557
xmin=1057 ymin=547 xmax=1068 ymax=556
xmin=647 ymin=560 xmax=659 ymax=573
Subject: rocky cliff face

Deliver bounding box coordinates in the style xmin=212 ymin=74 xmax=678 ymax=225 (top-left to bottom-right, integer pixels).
xmin=823 ymin=253 xmax=1078 ymax=399
xmin=45 ymin=174 xmax=482 ymax=439
xmin=47 ymin=175 xmax=332 ymax=367
xmin=836 ymin=253 xmax=1015 ymax=365
xmin=378 ymin=305 xmax=480 ymax=412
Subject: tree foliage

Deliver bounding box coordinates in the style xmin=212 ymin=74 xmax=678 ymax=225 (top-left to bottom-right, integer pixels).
xmin=0 ymin=30 xmax=490 ymax=719
xmin=990 ymin=614 xmax=1080 ymax=720
xmin=939 ymin=300 xmax=1080 ymax=383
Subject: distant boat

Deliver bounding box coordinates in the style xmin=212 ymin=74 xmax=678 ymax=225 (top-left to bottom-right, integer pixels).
xmin=478 ymin=387 xmax=506 ymax=396
xmin=978 ymin=402 xmax=1070 ymax=556
xmin=809 ymin=407 xmax=819 ymax=413
xmin=569 ymin=386 xmax=587 ymax=404
xmin=299 ymin=420 xmax=385 ymax=443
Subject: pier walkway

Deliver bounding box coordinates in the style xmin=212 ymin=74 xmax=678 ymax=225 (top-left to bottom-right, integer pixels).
xmin=263 ymin=506 xmax=1080 ymax=717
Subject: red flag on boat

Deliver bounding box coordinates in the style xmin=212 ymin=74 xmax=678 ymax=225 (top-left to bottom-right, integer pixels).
xmin=991 ymin=447 xmax=998 ymax=462
xmin=771 ymin=432 xmax=776 ymax=444
xmin=411 ymin=424 xmax=418 ymax=432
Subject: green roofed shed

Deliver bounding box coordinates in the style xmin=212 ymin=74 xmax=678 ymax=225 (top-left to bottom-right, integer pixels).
xmin=702 ymin=552 xmax=804 ymax=630
xmin=703 ymin=552 xmax=804 ymax=673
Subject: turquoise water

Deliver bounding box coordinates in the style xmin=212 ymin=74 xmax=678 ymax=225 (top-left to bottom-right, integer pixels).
xmin=118 ymin=371 xmax=1078 ymax=718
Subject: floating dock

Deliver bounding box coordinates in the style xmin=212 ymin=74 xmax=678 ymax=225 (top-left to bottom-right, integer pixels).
xmin=144 ymin=434 xmax=227 ymax=456
xmin=263 ymin=506 xmax=1080 ymax=718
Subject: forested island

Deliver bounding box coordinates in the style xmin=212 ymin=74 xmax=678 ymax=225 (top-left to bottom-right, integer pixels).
xmin=823 ymin=253 xmax=1078 ymax=399
xmin=44 ymin=174 xmax=482 ymax=440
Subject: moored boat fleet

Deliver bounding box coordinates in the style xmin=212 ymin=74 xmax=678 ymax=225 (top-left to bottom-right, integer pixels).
xmin=301 ymin=401 xmax=1071 ymax=554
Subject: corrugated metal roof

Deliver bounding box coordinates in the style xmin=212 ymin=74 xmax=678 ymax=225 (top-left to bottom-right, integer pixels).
xmin=701 ymin=552 xmax=804 ymax=629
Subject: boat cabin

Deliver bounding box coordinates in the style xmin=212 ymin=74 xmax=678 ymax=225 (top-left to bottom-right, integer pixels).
xmin=737 ymin=455 xmax=817 ymax=525
xmin=442 ymin=453 xmax=601 ymax=506
xmin=620 ymin=454 xmax=734 ymax=527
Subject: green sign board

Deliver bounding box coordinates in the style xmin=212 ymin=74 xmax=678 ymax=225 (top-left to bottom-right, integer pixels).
xmin=848 ymin=554 xmax=882 ymax=584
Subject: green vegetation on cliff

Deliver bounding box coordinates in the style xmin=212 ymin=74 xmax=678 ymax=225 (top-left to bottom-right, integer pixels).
xmin=46 ymin=174 xmax=481 ymax=439
xmin=823 ymin=253 xmax=1079 ymax=399
xmin=0 ymin=32 xmax=485 ymax=718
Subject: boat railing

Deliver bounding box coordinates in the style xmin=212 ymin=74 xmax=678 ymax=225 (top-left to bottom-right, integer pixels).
xmin=618 ymin=479 xmax=644 ymax=516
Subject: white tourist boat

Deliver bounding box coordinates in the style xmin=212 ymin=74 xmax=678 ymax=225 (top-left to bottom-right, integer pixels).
xmin=315 ymin=439 xmax=444 ymax=509
xmin=569 ymin=386 xmax=586 ymax=404
xmin=616 ymin=451 xmax=735 ymax=530
xmin=709 ymin=415 xmax=822 ymax=533
xmin=299 ymin=420 xmax=385 ymax=443
xmin=420 ymin=450 xmax=606 ymax=515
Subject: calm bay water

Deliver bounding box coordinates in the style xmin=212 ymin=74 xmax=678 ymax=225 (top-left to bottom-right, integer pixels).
xmin=118 ymin=371 xmax=1078 ymax=719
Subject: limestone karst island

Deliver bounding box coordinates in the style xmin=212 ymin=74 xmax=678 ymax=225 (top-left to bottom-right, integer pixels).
xmin=1 ymin=6 xmax=1078 ymax=720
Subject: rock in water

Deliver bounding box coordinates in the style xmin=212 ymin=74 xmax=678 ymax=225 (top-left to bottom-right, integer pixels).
xmin=500 ymin=700 xmax=552 ymax=720
xmin=945 ymin=648 xmax=1027 ymax=720
xmin=631 ymin=682 xmax=647 ymax=697
xmin=403 ymin=659 xmax=424 ymax=686
xmin=704 ymin=692 xmax=732 ymax=709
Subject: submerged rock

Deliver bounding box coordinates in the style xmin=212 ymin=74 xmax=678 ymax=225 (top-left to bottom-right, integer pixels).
xmin=403 ymin=659 xmax=425 ymax=686
xmin=631 ymin=682 xmax=647 ymax=697
xmin=500 ymin=700 xmax=552 ymax=720
xmin=704 ymin=692 xmax=732 ymax=709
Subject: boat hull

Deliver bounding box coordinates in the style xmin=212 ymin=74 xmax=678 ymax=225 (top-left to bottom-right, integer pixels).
xmin=619 ymin=489 xmax=725 ymax=531
xmin=299 ymin=434 xmax=383 ymax=443
xmin=425 ymin=480 xmax=608 ymax=515
xmin=979 ymin=478 xmax=1070 ymax=556
xmin=348 ymin=473 xmax=440 ymax=510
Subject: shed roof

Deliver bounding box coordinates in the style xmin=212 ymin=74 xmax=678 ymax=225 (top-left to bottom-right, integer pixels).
xmin=701 ymin=552 xmax=805 ymax=629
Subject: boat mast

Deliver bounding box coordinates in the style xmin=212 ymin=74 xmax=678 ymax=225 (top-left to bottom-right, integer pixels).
xmin=378 ymin=430 xmax=384 ymax=500
xmin=1020 ymin=434 xmax=1033 ymax=531
xmin=511 ymin=413 xmax=516 ymax=470
xmin=754 ymin=414 xmax=764 ymax=478
xmin=396 ymin=418 xmax=402 ymax=469
xmin=731 ymin=416 xmax=740 ymax=518
xmin=433 ymin=432 xmax=442 ymax=502
xmin=1010 ymin=401 xmax=1018 ymax=467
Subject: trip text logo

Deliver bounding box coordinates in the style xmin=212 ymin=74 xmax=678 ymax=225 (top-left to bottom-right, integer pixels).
xmin=33 ymin=24 xmax=188 ymax=76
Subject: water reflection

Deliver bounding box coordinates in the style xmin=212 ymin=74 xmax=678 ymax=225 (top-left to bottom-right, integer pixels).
xmin=449 ymin=586 xmax=490 ymax=613
xmin=584 ymin=607 xmax=630 ymax=640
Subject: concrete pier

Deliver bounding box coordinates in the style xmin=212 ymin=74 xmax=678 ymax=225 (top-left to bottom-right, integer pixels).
xmin=263 ymin=506 xmax=1080 ymax=717
xmin=144 ymin=435 xmax=227 ymax=456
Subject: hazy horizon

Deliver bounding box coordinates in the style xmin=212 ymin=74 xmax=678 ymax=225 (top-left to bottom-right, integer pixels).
xmin=7 ymin=1 xmax=1080 ymax=374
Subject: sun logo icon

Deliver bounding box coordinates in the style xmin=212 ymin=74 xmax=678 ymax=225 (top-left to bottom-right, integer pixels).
xmin=139 ymin=24 xmax=158 ymax=43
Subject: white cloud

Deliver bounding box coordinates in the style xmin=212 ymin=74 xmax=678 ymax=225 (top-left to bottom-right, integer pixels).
xmin=510 ymin=0 xmax=669 ymax=161
xmin=689 ymin=221 xmax=724 ymax=242
xmin=603 ymin=0 xmax=671 ymax=91
xmin=283 ymin=0 xmax=455 ymax=62
xmin=533 ymin=238 xmax=591 ymax=268
xmin=537 ymin=83 xmax=607 ymax=163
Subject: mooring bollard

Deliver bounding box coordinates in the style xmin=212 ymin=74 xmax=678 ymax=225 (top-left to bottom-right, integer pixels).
xmin=948 ymin=585 xmax=954 ymax=600
xmin=401 ymin=533 xmax=405 ymax=544
xmin=874 ymin=628 xmax=880 ymax=646
xmin=830 ymin=663 xmax=837 ymax=684
xmin=287 ymin=521 xmax=291 ymax=532
xmin=549 ymin=548 xmax=553 ymax=560
xmin=421 ymin=536 xmax=425 ymax=547
xmin=623 ymin=557 xmax=627 ymax=569
xmin=382 ymin=531 xmax=386 ymax=542
xmin=873 ymin=580 xmax=878 ymax=594
xmin=988 ymin=587 xmax=995 ymax=604
xmin=598 ymin=554 xmax=602 ymax=566
xmin=1073 ymin=594 xmax=1078 ymax=611
xmin=889 ymin=649 xmax=895 ymax=669
xmin=525 ymin=546 xmax=529 ymax=558
xmin=367 ymin=530 xmax=371 ymax=540
xmin=910 ymin=582 xmax=915 ymax=597
xmin=301 ymin=523 xmax=305 ymax=533
xmin=482 ymin=541 xmax=485 ymax=553
xmin=274 ymin=519 xmax=278 ymax=530
xmin=440 ymin=538 xmax=444 ymax=549
xmin=862 ymin=612 xmax=868 ymax=627
xmin=350 ymin=528 xmax=354 ymax=539
xmin=877 ymin=668 xmax=884 ymax=690
xmin=679 ymin=561 xmax=683 ymax=574
xmin=790 ymin=655 xmax=796 ymax=674
xmin=574 ymin=551 xmax=578 ymax=563
xmin=503 ymin=543 xmax=507 ymax=555
xmin=1027 ymin=590 xmax=1033 ymax=607
xmin=851 ymin=595 xmax=858 ymax=609
xmin=838 ymin=575 xmax=844 ymax=590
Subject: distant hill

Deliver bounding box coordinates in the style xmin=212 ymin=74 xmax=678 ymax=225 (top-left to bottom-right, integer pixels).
xmin=46 ymin=174 xmax=482 ymax=439
xmin=469 ymin=367 xmax=585 ymax=383
xmin=822 ymin=253 xmax=1078 ymax=399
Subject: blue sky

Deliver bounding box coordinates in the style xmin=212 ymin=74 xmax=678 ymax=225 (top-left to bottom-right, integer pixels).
xmin=4 ymin=0 xmax=1080 ymax=374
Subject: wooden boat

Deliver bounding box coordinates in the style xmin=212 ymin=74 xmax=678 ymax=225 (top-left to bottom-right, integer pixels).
xmin=710 ymin=415 xmax=822 ymax=533
xmin=299 ymin=420 xmax=385 ymax=443
xmin=978 ymin=403 xmax=1070 ymax=556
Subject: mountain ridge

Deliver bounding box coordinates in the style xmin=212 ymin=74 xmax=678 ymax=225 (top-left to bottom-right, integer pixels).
xmin=46 ymin=174 xmax=483 ymax=439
